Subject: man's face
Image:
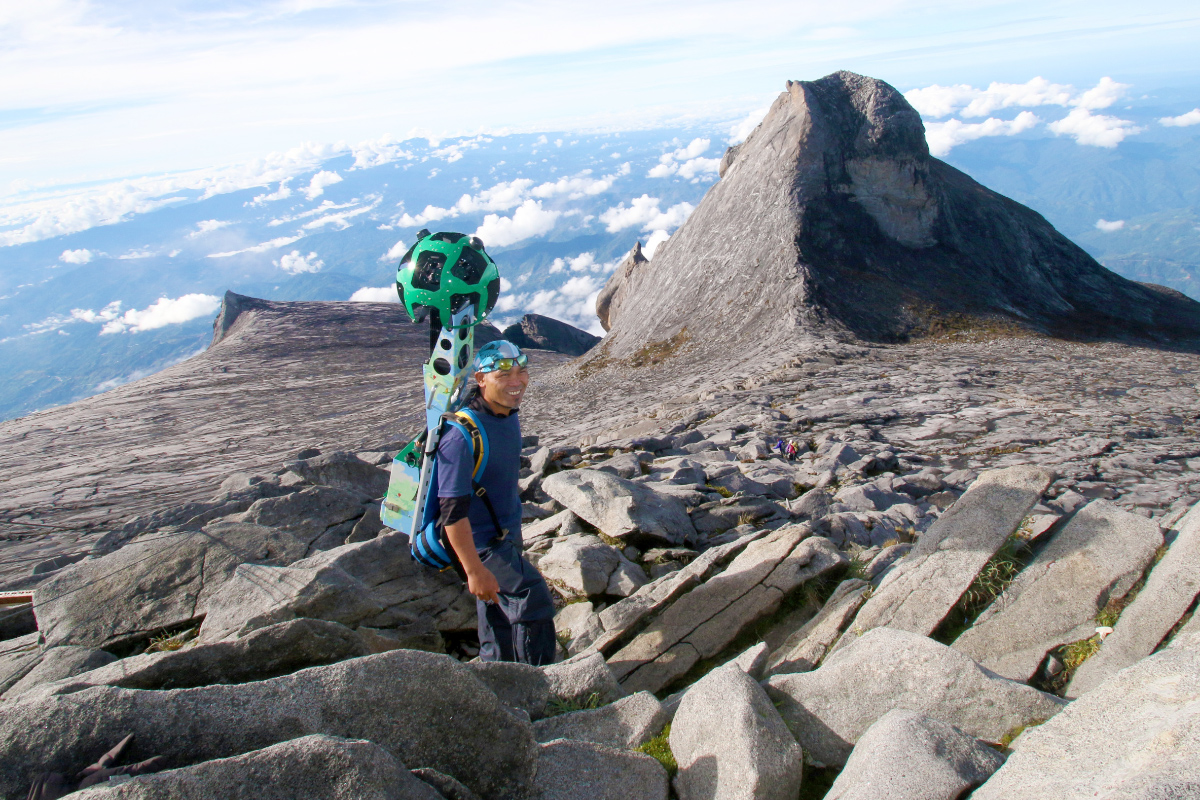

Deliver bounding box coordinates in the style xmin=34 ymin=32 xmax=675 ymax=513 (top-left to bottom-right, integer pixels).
xmin=476 ymin=362 xmax=529 ymax=412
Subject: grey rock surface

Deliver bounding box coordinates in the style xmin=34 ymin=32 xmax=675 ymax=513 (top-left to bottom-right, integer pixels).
xmin=954 ymin=499 xmax=1163 ymax=682
xmin=0 ymin=650 xmax=538 ymax=800
xmin=411 ymin=768 xmax=481 ymax=800
xmin=594 ymin=242 xmax=648 ymax=334
xmin=542 ymin=469 xmax=696 ymax=545
xmin=282 ymin=451 xmax=390 ymax=499
xmin=1067 ymin=499 xmax=1200 ymax=697
xmin=671 ymin=665 xmax=802 ymax=800
xmin=534 ymin=739 xmax=668 ymax=800
xmin=833 ymin=466 xmax=1052 ymax=650
xmin=534 ymin=691 xmax=667 ymax=749
xmin=31 ymin=618 xmax=370 ymax=697
xmin=0 ymin=632 xmax=44 ymax=695
xmin=4 ymin=645 xmax=115 ymax=699
xmin=730 ymin=641 xmax=770 ymax=679
xmin=34 ymin=521 xmax=307 ymax=649
xmin=538 ymin=536 xmax=647 ymax=598
xmin=971 ymin=633 xmax=1200 ymax=800
xmin=465 ymin=661 xmax=550 ymax=720
xmin=609 ymin=530 xmax=845 ymax=694
xmin=542 ymin=651 xmax=625 ymax=706
xmin=554 ymin=600 xmax=603 ymax=655
xmin=199 ymin=563 xmax=383 ymax=641
xmin=502 ymin=313 xmax=601 ymax=357
xmin=240 ymin=486 xmax=368 ymax=550
xmin=825 ymin=709 xmax=1006 ymax=800
xmin=765 ymin=628 xmax=1066 ymax=766
xmin=767 ymin=579 xmax=870 ymax=675
xmin=71 ymin=734 xmax=443 ymax=800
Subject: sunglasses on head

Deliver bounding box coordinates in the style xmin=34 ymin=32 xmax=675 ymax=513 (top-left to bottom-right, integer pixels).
xmin=482 ymin=353 xmax=528 ymax=372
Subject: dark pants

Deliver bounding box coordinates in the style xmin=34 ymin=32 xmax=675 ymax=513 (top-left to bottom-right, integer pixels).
xmin=476 ymin=538 xmax=557 ymax=665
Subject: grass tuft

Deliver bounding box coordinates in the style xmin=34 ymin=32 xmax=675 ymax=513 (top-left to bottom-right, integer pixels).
xmin=998 ymin=718 xmax=1047 ymax=750
xmin=706 ymin=484 xmax=733 ymax=498
xmin=636 ymin=724 xmax=677 ymax=776
xmin=545 ymin=692 xmax=603 ymax=718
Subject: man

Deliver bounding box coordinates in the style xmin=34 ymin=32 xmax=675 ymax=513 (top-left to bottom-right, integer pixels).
xmin=436 ymin=339 xmax=557 ymax=665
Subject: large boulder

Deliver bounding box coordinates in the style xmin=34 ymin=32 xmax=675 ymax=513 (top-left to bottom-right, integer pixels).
xmin=3 ymin=646 xmax=115 ymax=700
xmin=538 ymin=536 xmax=647 ymax=597
xmin=282 ymin=452 xmax=390 ymax=499
xmin=831 ymin=466 xmax=1051 ymax=651
xmin=825 ymin=710 xmax=1006 ymax=800
xmin=609 ymin=529 xmax=845 ymax=694
xmin=971 ymin=632 xmax=1200 ymax=799
xmin=0 ymin=650 xmax=539 ymax=800
xmin=29 ymin=619 xmax=370 ymax=697
xmin=953 ymin=500 xmax=1162 ymax=682
xmin=465 ymin=661 xmax=550 ymax=721
xmin=34 ymin=521 xmax=307 ymax=649
xmin=1067 ymin=499 xmax=1200 ymax=697
xmin=542 ymin=469 xmax=696 ymax=546
xmin=542 ymin=651 xmax=625 ymax=706
xmin=199 ymin=563 xmax=384 ymax=641
xmin=671 ymin=665 xmax=802 ymax=800
xmin=534 ymin=691 xmax=667 ymax=750
xmin=534 ymin=739 xmax=668 ymax=800
xmin=765 ymin=628 xmax=1066 ymax=767
xmin=239 ymin=486 xmax=369 ymax=550
xmin=71 ymin=734 xmax=443 ymax=800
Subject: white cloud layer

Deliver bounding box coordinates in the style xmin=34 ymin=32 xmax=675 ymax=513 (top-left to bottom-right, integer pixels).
xmin=1048 ymin=108 xmax=1143 ymax=148
xmin=350 ymin=286 xmax=399 ymax=302
xmin=188 ymin=219 xmax=231 ymax=237
xmin=924 ymin=111 xmax=1039 ymax=157
xmin=381 ymin=239 xmax=408 ymax=262
xmin=303 ymin=170 xmax=343 ymax=200
xmin=274 ymin=250 xmax=324 ymax=274
xmin=644 ymin=229 xmax=671 ymax=258
xmin=208 ymin=234 xmax=304 ymax=259
xmin=59 ymin=248 xmax=93 ymax=264
xmin=494 ymin=273 xmax=606 ymax=336
xmin=1160 ymin=109 xmax=1200 ymax=127
xmin=728 ymin=107 xmax=769 ymax=144
xmin=474 ymin=199 xmax=560 ymax=247
xmin=904 ymin=76 xmax=1125 ymax=119
xmin=599 ymin=195 xmax=695 ymax=233
xmin=647 ymin=138 xmax=720 ymax=180
xmin=1095 ymin=219 xmax=1125 ymax=232
xmin=100 ymin=294 xmax=221 ymax=334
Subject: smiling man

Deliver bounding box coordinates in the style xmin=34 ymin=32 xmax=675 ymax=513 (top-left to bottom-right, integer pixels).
xmin=436 ymin=339 xmax=557 ymax=665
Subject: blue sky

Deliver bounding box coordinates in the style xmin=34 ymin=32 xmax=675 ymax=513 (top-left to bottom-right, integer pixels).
xmin=2 ymin=0 xmax=1198 ymax=198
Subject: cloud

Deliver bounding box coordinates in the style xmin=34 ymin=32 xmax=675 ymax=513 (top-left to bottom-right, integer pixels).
xmin=474 ymin=199 xmax=560 ymax=247
xmin=349 ymin=286 xmax=399 ymax=302
xmin=118 ymin=247 xmax=156 ymax=259
xmin=303 ymin=170 xmax=343 ymax=200
xmin=350 ymin=136 xmax=415 ymax=169
xmin=729 ymin=107 xmax=770 ymax=144
xmin=301 ymin=197 xmax=380 ymax=230
xmin=1161 ymin=108 xmax=1200 ymax=127
xmin=274 ymin=250 xmax=324 ymax=274
xmin=648 ymin=138 xmax=720 ymax=180
xmin=1095 ymin=219 xmax=1125 ymax=232
xmin=207 ymin=234 xmax=304 ymax=258
xmin=644 ymin=229 xmax=670 ymax=258
xmin=249 ymin=180 xmax=293 ymax=206
xmin=925 ymin=111 xmax=1040 ymax=156
xmin=547 ymin=252 xmax=620 ymax=275
xmin=188 ymin=219 xmax=231 ymax=237
xmin=99 ymin=294 xmax=221 ymax=334
xmin=1048 ymin=108 xmax=1142 ymax=148
xmin=59 ymin=248 xmax=93 ymax=264
xmin=599 ymin=195 xmax=695 ymax=233
xmin=1072 ymin=77 xmax=1129 ymax=111
xmin=529 ymin=172 xmax=614 ymax=199
xmin=906 ymin=77 xmax=1074 ymax=118
xmin=380 ymin=239 xmax=408 ymax=262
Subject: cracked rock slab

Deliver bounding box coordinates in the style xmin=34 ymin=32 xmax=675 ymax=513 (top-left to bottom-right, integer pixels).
xmin=832 ymin=466 xmax=1052 ymax=652
xmin=0 ymin=650 xmax=539 ymax=800
xmin=534 ymin=739 xmax=668 ymax=800
xmin=534 ymin=691 xmax=667 ymax=750
xmin=767 ymin=579 xmax=870 ymax=675
xmin=954 ymin=499 xmax=1162 ymax=683
xmin=1067 ymin=499 xmax=1200 ymax=697
xmin=542 ymin=469 xmax=696 ymax=546
xmin=765 ymin=628 xmax=1066 ymax=767
xmin=34 ymin=521 xmax=307 ymax=649
xmin=609 ymin=528 xmax=845 ymax=695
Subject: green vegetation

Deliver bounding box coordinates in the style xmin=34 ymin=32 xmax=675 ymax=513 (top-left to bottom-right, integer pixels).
xmin=932 ymin=536 xmax=1031 ymax=645
xmin=545 ymin=692 xmax=603 ymax=718
xmin=844 ymin=556 xmax=870 ymax=582
xmin=145 ymin=626 xmax=197 ymax=654
xmin=998 ymin=718 xmax=1047 ymax=750
xmin=636 ymin=724 xmax=677 ymax=776
xmin=706 ymin=484 xmax=733 ymax=498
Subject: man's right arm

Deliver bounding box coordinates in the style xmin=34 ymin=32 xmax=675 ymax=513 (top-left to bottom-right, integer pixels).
xmin=443 ymin=518 xmax=499 ymax=603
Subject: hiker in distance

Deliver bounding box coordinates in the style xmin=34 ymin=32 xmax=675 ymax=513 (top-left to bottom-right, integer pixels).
xmin=437 ymin=340 xmax=557 ymax=665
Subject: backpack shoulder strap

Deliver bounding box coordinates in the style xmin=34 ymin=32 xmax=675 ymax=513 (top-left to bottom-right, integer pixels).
xmin=452 ymin=409 xmax=490 ymax=479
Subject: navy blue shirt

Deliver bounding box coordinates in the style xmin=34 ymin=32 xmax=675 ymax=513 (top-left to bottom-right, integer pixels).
xmin=437 ymin=393 xmax=523 ymax=551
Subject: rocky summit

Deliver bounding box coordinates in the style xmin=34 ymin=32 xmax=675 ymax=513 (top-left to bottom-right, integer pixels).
xmin=2 ymin=72 xmax=1200 ymax=800
xmin=593 ymin=71 xmax=1200 ymax=366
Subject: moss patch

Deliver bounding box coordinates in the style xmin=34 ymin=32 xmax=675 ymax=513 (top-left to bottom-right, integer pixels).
xmin=636 ymin=724 xmax=677 ymax=776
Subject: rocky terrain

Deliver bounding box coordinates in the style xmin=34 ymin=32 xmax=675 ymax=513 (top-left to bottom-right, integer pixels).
xmin=2 ymin=71 xmax=1200 ymax=799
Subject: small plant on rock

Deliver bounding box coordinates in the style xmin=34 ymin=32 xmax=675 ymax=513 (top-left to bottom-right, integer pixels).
xmin=636 ymin=724 xmax=677 ymax=776
xmin=705 ymin=484 xmax=733 ymax=498
xmin=545 ymin=692 xmax=603 ymax=717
